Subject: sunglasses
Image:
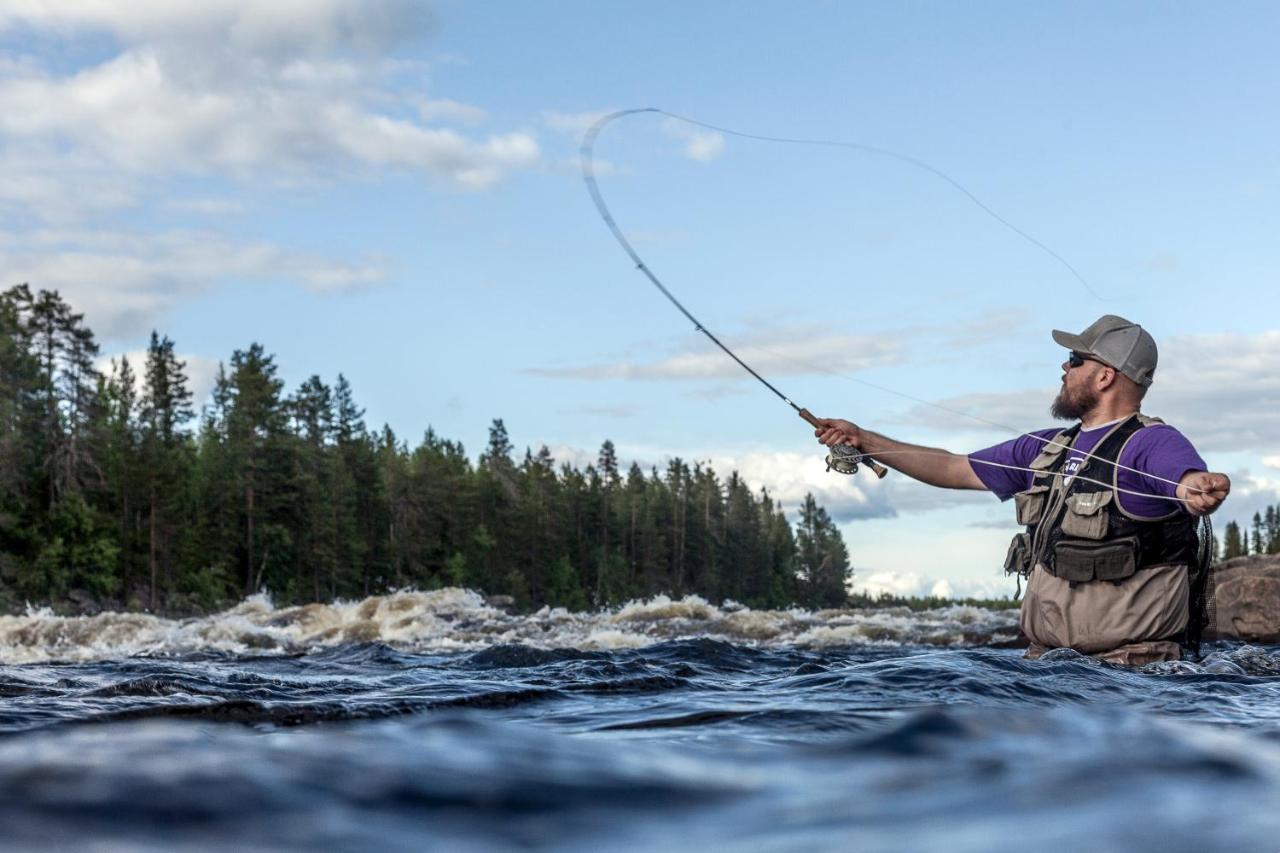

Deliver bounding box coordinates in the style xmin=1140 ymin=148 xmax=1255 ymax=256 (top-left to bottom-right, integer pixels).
xmin=1066 ymin=351 xmax=1108 ymax=369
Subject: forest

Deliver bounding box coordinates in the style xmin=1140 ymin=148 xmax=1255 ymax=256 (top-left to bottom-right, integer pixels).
xmin=0 ymin=285 xmax=852 ymax=614
xmin=1219 ymin=508 xmax=1280 ymax=560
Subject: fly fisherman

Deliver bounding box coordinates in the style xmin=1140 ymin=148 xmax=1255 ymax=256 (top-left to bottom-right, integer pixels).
xmin=814 ymin=315 xmax=1230 ymax=665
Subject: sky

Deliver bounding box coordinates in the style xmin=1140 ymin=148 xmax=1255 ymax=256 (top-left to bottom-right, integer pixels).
xmin=2 ymin=1 xmax=1279 ymax=599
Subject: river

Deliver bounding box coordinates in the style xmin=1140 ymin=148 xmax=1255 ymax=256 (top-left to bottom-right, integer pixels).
xmin=2 ymin=590 xmax=1278 ymax=851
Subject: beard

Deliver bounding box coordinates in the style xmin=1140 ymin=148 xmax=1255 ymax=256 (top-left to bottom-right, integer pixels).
xmin=1050 ymin=383 xmax=1099 ymax=421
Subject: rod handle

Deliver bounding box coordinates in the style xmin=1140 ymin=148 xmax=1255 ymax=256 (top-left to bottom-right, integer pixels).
xmin=797 ymin=409 xmax=889 ymax=479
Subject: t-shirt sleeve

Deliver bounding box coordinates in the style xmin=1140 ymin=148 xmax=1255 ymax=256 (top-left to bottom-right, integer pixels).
xmin=1116 ymin=424 xmax=1207 ymax=515
xmin=968 ymin=429 xmax=1063 ymax=501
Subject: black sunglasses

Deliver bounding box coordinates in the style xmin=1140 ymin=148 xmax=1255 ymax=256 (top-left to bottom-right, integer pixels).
xmin=1067 ymin=351 xmax=1108 ymax=369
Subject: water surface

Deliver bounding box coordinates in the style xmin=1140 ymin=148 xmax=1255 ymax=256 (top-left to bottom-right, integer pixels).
xmin=2 ymin=591 xmax=1277 ymax=851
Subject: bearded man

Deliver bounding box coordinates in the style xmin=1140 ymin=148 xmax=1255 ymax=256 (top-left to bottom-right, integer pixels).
xmin=814 ymin=315 xmax=1230 ymax=665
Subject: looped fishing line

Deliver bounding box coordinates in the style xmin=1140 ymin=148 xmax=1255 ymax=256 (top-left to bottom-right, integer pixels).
xmin=581 ymin=108 xmax=1209 ymax=504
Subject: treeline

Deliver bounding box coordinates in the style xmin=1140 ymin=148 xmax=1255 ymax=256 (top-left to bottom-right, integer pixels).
xmin=1220 ymin=505 xmax=1280 ymax=560
xmin=0 ymin=285 xmax=851 ymax=614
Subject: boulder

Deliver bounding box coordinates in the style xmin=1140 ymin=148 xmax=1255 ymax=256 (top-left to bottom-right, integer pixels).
xmin=1207 ymin=555 xmax=1280 ymax=643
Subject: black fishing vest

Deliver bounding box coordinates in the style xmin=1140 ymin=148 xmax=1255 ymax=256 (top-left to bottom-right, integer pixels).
xmin=1003 ymin=414 xmax=1200 ymax=584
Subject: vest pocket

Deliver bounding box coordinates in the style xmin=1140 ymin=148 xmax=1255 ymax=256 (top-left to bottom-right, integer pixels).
xmin=1060 ymin=491 xmax=1112 ymax=539
xmin=1053 ymin=536 xmax=1139 ymax=583
xmin=1004 ymin=532 xmax=1031 ymax=575
xmin=1014 ymin=485 xmax=1050 ymax=525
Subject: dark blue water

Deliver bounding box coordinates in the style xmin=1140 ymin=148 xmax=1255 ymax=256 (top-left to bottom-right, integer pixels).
xmin=3 ymin=632 xmax=1280 ymax=852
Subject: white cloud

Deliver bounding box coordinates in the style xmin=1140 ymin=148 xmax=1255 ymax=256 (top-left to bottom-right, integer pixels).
xmin=684 ymin=131 xmax=725 ymax=163
xmin=851 ymin=569 xmax=1015 ymax=601
xmin=0 ymin=0 xmax=539 ymax=337
xmin=0 ymin=228 xmax=385 ymax=338
xmin=853 ymin=570 xmax=930 ymax=598
xmin=0 ymin=49 xmax=538 ymax=189
xmin=529 ymin=327 xmax=903 ymax=382
xmin=0 ymin=1 xmax=434 ymax=59
xmin=534 ymin=440 xmax=894 ymax=522
xmin=895 ymin=329 xmax=1280 ymax=455
xmin=660 ymin=117 xmax=726 ymax=163
xmin=416 ymin=97 xmax=487 ymax=125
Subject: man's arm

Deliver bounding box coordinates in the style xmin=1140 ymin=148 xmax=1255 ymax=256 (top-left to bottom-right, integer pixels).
xmin=813 ymin=418 xmax=987 ymax=491
xmin=1176 ymin=471 xmax=1231 ymax=517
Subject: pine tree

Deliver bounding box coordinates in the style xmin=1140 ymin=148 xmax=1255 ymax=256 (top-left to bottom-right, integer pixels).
xmin=139 ymin=333 xmax=196 ymax=608
xmin=795 ymin=493 xmax=851 ymax=608
xmin=224 ymin=344 xmax=289 ymax=596
xmin=1221 ymin=520 xmax=1244 ymax=560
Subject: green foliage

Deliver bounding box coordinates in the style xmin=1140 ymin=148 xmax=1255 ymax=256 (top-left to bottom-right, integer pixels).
xmin=27 ymin=493 xmax=119 ymax=599
xmin=0 ymin=284 xmax=862 ymax=614
xmin=1221 ymin=504 xmax=1280 ymax=560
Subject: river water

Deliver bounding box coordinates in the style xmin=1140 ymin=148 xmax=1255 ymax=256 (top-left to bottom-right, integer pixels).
xmin=2 ymin=589 xmax=1279 ymax=851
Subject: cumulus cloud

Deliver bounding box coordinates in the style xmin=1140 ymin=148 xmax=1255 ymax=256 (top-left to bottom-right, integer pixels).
xmin=0 ymin=48 xmax=538 ymax=189
xmin=898 ymin=329 xmax=1280 ymax=455
xmin=1144 ymin=330 xmax=1280 ymax=454
xmin=0 ymin=1 xmax=434 ymax=61
xmin=0 ymin=1 xmax=539 ymax=337
xmin=528 ymin=327 xmax=903 ymax=382
xmin=0 ymin=228 xmax=385 ymax=338
xmin=851 ymin=570 xmax=1015 ymax=600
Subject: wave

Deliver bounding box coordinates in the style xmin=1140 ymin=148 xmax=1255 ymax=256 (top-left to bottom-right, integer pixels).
xmin=0 ymin=590 xmax=1021 ymax=664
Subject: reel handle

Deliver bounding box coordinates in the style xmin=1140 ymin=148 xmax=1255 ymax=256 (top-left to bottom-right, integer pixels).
xmin=797 ymin=409 xmax=889 ymax=479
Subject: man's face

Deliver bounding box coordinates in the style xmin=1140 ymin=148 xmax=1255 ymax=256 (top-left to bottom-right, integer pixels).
xmin=1051 ymin=353 xmax=1102 ymax=420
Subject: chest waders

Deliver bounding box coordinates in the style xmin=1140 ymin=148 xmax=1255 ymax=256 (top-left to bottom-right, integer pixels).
xmin=1004 ymin=414 xmax=1215 ymax=652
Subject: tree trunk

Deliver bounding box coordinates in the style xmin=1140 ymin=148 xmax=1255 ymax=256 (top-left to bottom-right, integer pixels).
xmin=245 ymin=482 xmax=255 ymax=596
xmin=149 ymin=481 xmax=157 ymax=610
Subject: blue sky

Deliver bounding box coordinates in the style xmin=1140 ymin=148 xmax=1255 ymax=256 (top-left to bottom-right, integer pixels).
xmin=3 ymin=1 xmax=1279 ymax=598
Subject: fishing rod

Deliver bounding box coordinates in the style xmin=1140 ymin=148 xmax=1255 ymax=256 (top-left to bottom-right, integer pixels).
xmin=581 ymin=108 xmax=888 ymax=479
xmin=580 ymin=108 xmax=1214 ymax=503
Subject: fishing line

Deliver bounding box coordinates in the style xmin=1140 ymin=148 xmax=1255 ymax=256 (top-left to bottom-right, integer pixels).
xmin=750 ymin=341 xmax=1207 ymax=500
xmin=581 ymin=108 xmax=1207 ymax=501
xmin=857 ymin=450 xmax=1191 ymax=505
xmin=582 ymin=109 xmax=888 ymax=479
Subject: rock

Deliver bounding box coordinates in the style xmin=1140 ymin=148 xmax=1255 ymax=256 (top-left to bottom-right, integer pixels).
xmin=485 ymin=595 xmax=516 ymax=610
xmin=66 ymin=588 xmax=100 ymax=615
xmin=1207 ymin=555 xmax=1280 ymax=642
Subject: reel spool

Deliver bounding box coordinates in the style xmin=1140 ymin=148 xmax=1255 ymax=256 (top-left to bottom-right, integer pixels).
xmin=796 ymin=409 xmax=888 ymax=478
xmin=826 ymin=444 xmax=874 ymax=476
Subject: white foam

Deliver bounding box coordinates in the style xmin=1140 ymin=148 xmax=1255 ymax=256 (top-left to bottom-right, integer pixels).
xmin=0 ymin=589 xmax=1020 ymax=664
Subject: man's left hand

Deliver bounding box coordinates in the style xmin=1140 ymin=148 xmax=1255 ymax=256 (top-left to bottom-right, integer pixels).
xmin=1177 ymin=471 xmax=1231 ymax=516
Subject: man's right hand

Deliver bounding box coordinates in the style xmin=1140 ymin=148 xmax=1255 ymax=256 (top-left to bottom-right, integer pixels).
xmin=814 ymin=417 xmax=862 ymax=448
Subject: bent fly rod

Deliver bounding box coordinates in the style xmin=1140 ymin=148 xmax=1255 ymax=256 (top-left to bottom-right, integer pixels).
xmin=581 ymin=108 xmax=887 ymax=479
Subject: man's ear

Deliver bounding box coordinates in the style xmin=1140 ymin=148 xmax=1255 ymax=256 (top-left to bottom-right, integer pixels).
xmin=1095 ymin=366 xmax=1117 ymax=391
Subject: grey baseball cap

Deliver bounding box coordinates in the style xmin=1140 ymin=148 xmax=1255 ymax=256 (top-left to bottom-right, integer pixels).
xmin=1052 ymin=315 xmax=1157 ymax=387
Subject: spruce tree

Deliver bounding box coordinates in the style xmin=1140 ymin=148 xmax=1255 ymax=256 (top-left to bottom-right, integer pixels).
xmin=795 ymin=493 xmax=851 ymax=608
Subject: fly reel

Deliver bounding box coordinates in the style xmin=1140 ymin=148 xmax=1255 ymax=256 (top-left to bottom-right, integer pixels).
xmin=826 ymin=444 xmax=865 ymax=475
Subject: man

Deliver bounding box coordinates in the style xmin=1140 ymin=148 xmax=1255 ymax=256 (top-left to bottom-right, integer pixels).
xmin=814 ymin=315 xmax=1230 ymax=665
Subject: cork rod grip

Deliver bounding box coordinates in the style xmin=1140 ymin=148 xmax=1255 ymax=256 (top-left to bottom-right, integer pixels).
xmin=797 ymin=409 xmax=889 ymax=479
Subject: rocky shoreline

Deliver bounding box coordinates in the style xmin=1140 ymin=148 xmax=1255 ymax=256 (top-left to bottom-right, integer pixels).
xmin=1208 ymin=554 xmax=1280 ymax=643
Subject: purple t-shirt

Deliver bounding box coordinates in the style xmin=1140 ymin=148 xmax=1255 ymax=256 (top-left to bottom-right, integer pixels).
xmin=968 ymin=420 xmax=1206 ymax=519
